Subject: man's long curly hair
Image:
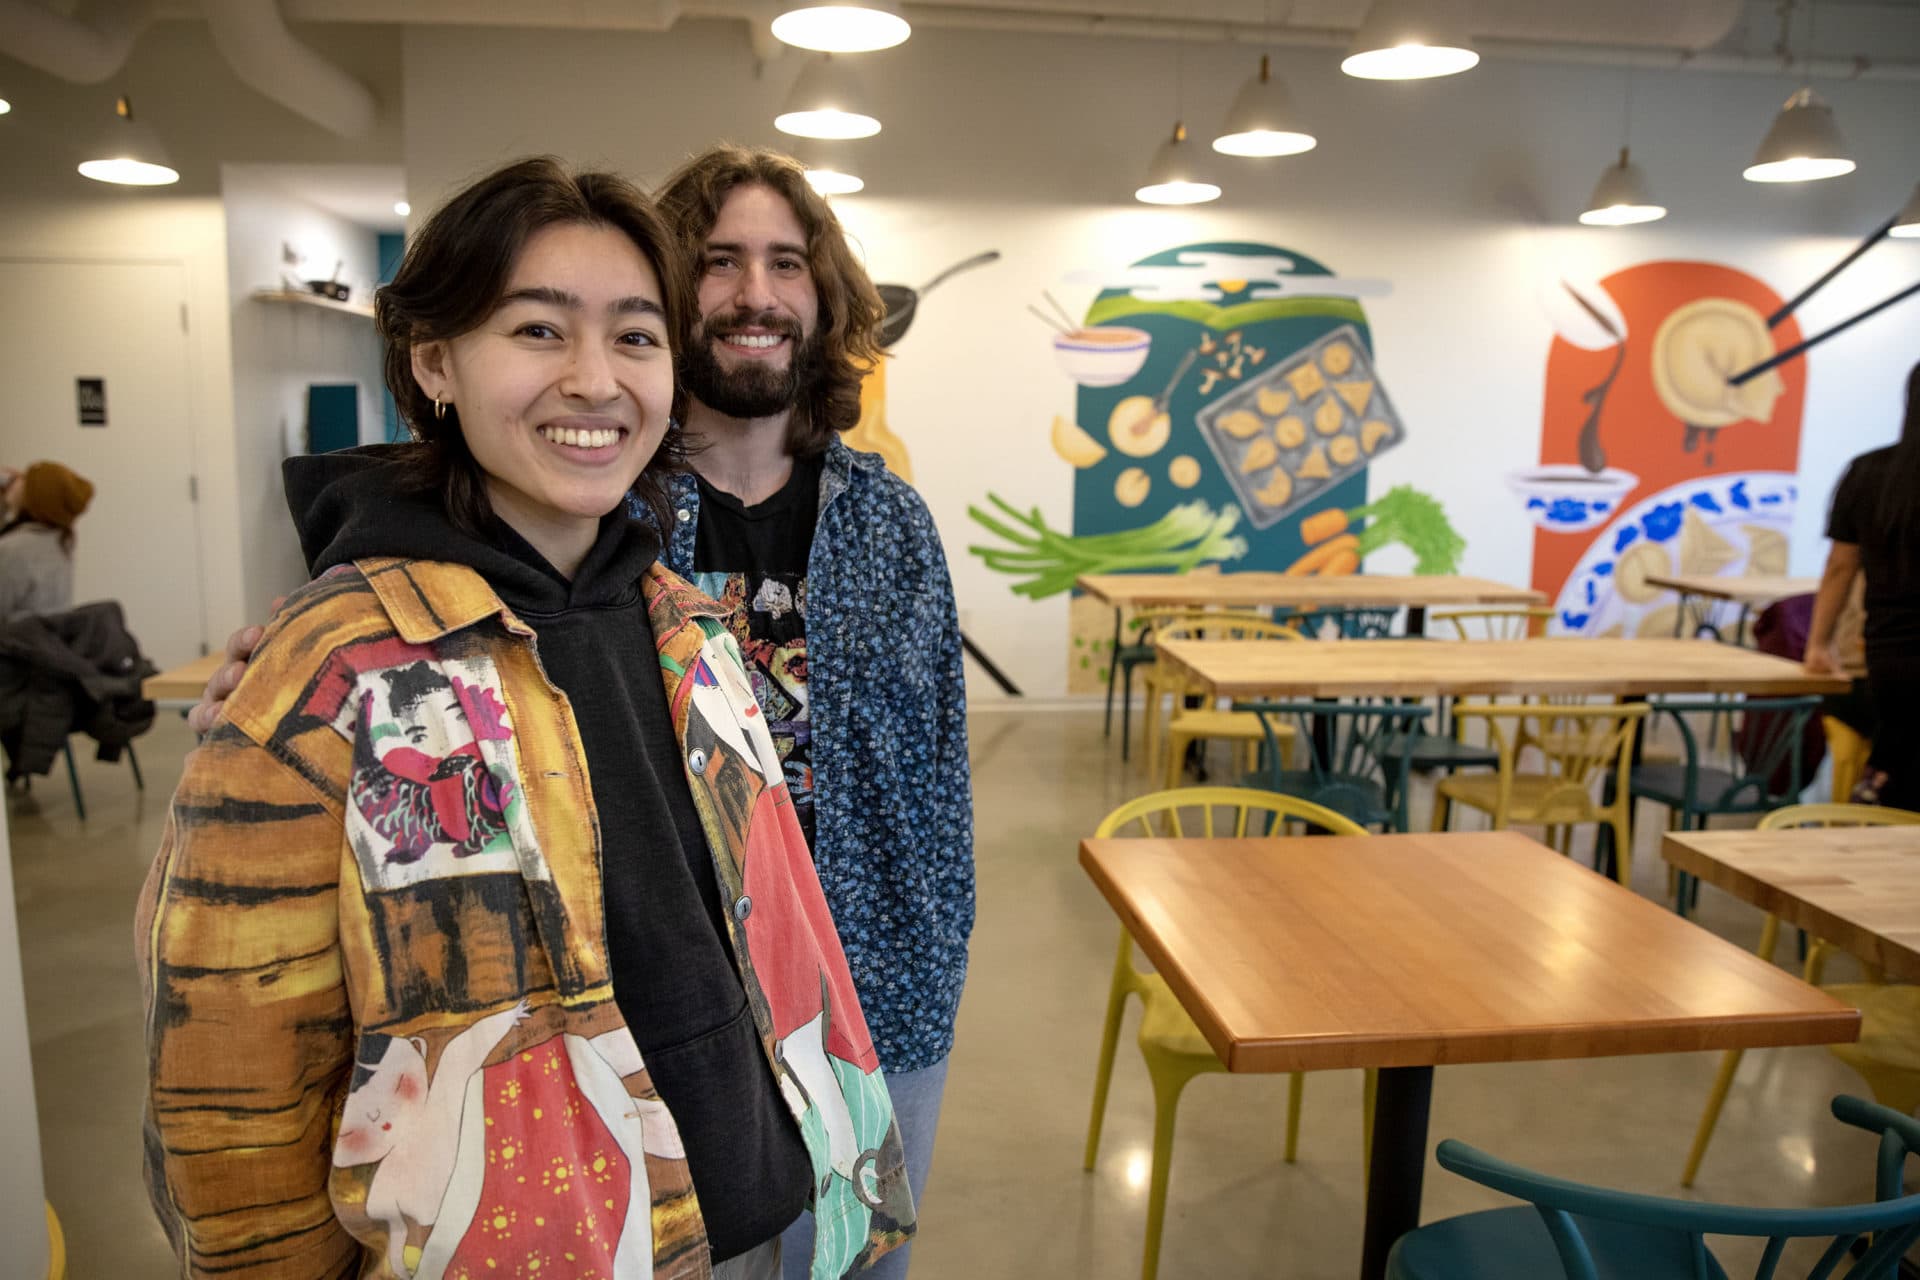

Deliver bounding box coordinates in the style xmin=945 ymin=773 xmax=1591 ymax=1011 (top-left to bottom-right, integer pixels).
xmin=654 ymin=145 xmax=886 ymax=457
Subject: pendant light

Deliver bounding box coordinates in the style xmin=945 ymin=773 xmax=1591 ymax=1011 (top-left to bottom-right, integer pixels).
xmin=1892 ymin=183 xmax=1920 ymax=238
xmin=772 ymin=0 xmax=909 ymax=53
xmin=0 ymin=97 xmax=11 ymax=115
xmin=1136 ymin=123 xmax=1221 ymax=205
xmin=1213 ymin=55 xmax=1317 ymax=157
xmin=78 ymin=95 xmax=178 ymax=186
xmin=798 ymin=140 xmax=866 ymax=195
xmin=1744 ymin=87 xmax=1855 ymax=183
xmin=1342 ymin=0 xmax=1479 ymax=81
xmin=1580 ymin=149 xmax=1666 ymax=226
xmin=1579 ymin=75 xmax=1665 ymax=226
xmin=775 ymin=54 xmax=881 ymax=140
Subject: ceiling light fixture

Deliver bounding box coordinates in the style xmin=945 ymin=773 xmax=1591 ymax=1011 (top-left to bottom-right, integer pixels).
xmin=1744 ymin=86 xmax=1855 ymax=183
xmin=0 ymin=97 xmax=11 ymax=116
xmin=393 ymin=200 xmax=410 ymax=216
xmin=1136 ymin=122 xmax=1221 ymax=205
xmin=775 ymin=55 xmax=882 ymax=139
xmin=78 ymin=96 xmax=179 ymax=186
xmin=804 ymin=166 xmax=865 ymax=196
xmin=1891 ymin=182 xmax=1920 ymax=238
xmin=771 ymin=0 xmax=910 ymax=53
xmin=1341 ymin=0 xmax=1479 ymax=80
xmin=1580 ymin=148 xmax=1666 ymax=226
xmin=1213 ymin=55 xmax=1317 ymax=157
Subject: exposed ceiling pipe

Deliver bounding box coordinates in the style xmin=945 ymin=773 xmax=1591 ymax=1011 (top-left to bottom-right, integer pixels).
xmin=881 ymin=6 xmax=1920 ymax=79
xmin=281 ymin=0 xmax=682 ymax=28
xmin=200 ymin=0 xmax=378 ymax=137
xmin=0 ymin=0 xmax=156 ymax=83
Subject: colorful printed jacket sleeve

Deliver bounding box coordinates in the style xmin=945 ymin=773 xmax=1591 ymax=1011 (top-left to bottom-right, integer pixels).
xmin=135 ymin=706 xmax=358 ymax=1274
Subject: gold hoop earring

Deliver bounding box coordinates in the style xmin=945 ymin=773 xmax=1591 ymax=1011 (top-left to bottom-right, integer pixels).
xmin=433 ymin=396 xmax=447 ymax=421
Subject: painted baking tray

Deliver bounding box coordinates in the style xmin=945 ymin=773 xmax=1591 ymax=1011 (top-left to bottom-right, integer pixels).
xmin=1195 ymin=324 xmax=1406 ymax=529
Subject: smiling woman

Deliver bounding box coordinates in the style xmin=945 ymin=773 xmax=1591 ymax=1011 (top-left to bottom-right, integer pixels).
xmin=137 ymin=156 xmax=914 ymax=1279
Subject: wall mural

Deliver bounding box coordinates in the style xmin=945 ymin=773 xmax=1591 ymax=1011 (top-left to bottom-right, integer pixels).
xmin=964 ymin=241 xmax=1465 ymax=693
xmin=1522 ymin=261 xmax=1806 ymax=637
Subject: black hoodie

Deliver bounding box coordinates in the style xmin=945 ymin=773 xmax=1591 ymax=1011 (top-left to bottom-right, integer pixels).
xmin=284 ymin=450 xmax=811 ymax=1260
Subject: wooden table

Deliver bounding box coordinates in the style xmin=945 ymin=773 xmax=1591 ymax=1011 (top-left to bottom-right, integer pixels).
xmin=1644 ymin=573 xmax=1823 ymax=646
xmin=1081 ymin=829 xmax=1859 ymax=1280
xmin=1156 ymin=636 xmax=1848 ymax=700
xmin=141 ymin=652 xmax=222 ymax=703
xmin=1078 ymin=573 xmax=1546 ymax=740
xmin=1662 ymin=826 xmax=1920 ymax=983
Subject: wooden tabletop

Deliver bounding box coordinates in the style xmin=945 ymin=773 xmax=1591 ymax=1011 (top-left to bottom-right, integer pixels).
xmin=142 ymin=652 xmax=223 ymax=702
xmin=1081 ymin=830 xmax=1858 ymax=1073
xmin=1662 ymin=827 xmax=1920 ymax=983
xmin=1643 ymin=573 xmax=1823 ymax=606
xmin=1156 ymin=636 xmax=1848 ymax=699
xmin=1075 ymin=573 xmax=1546 ymax=610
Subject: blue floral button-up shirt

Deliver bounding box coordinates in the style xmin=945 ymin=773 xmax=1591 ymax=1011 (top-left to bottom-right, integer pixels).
xmin=643 ymin=439 xmax=975 ymax=1073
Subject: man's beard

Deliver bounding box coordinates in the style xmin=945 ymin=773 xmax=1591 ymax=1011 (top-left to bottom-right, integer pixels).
xmin=681 ymin=309 xmax=827 ymax=420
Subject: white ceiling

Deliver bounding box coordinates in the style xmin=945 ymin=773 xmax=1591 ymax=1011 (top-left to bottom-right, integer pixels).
xmin=233 ymin=163 xmax=408 ymax=231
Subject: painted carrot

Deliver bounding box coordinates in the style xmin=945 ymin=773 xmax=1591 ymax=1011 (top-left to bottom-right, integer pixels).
xmin=1284 ymin=533 xmax=1361 ymax=576
xmin=1299 ymin=508 xmax=1350 ymax=546
xmin=1318 ymin=549 xmax=1361 ymax=577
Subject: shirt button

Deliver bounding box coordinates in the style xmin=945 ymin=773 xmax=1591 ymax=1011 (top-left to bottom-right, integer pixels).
xmin=733 ymin=896 xmax=752 ymax=922
xmin=688 ymin=748 xmax=708 ymax=774
xmin=676 ymin=508 xmax=692 ymax=523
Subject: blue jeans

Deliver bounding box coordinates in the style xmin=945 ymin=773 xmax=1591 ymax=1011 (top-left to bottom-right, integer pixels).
xmin=779 ymin=1056 xmax=949 ymax=1279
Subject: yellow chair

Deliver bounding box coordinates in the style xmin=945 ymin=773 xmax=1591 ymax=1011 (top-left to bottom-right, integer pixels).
xmin=45 ymin=1202 xmax=65 ymax=1280
xmin=1084 ymin=787 xmax=1375 ymax=1280
xmin=1822 ymin=715 xmax=1873 ymax=803
xmin=1428 ymin=607 xmax=1555 ymax=641
xmin=1680 ymin=801 xmax=1920 ymax=1186
xmin=1142 ymin=614 xmax=1300 ymax=787
xmin=1430 ymin=703 xmax=1647 ymax=883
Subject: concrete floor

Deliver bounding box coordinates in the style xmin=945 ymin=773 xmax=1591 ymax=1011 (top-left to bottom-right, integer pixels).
xmin=10 ymin=707 xmax=1889 ymax=1278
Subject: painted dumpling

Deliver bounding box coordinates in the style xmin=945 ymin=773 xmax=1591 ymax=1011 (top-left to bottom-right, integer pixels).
xmin=1314 ymin=397 xmax=1345 ymax=436
xmin=1239 ymin=438 xmax=1280 ymax=474
xmin=1275 ymin=416 xmax=1307 ymax=449
xmin=1220 ymin=409 xmax=1266 ymax=440
xmin=1257 ymin=386 xmax=1292 ymax=416
xmin=1329 ymin=435 xmax=1360 ymax=467
xmin=1320 ymin=340 xmax=1354 ymax=376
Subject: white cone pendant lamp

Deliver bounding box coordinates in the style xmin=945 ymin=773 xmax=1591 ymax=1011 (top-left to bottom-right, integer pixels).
xmin=772 ymin=0 xmax=909 ymax=52
xmin=1744 ymin=87 xmax=1854 ymax=183
xmin=798 ymin=140 xmax=866 ymax=195
xmin=1213 ymin=56 xmax=1317 ymax=158
xmin=1136 ymin=123 xmax=1221 ymax=205
xmin=79 ymin=95 xmax=178 ymax=186
xmin=1580 ymin=148 xmax=1666 ymax=226
xmin=1892 ymin=183 xmax=1920 ymax=238
xmin=1342 ymin=0 xmax=1479 ymax=80
xmin=775 ymin=55 xmax=882 ymax=140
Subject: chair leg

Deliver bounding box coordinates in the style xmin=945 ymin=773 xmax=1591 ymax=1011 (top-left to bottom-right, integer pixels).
xmin=1141 ymin=686 xmax=1162 ymax=776
xmin=1085 ymin=951 xmax=1134 ymax=1171
xmin=1163 ymin=729 xmax=1189 ymax=791
xmin=61 ymin=740 xmax=86 ymax=822
xmin=1140 ymin=1052 xmax=1203 ymax=1280
xmin=1608 ymin=816 xmax=1632 ymax=887
xmin=1429 ymin=791 xmax=1451 ymax=833
xmin=1121 ymin=666 xmax=1136 ymax=762
xmin=126 ymin=741 xmax=143 ymax=791
xmin=1680 ymin=1048 xmax=1746 ymax=1187
xmin=1284 ymin=1071 xmax=1304 ymax=1162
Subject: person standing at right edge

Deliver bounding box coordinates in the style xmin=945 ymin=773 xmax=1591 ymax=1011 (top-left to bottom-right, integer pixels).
xmin=650 ymin=147 xmax=974 ymax=1280
xmin=1806 ymin=359 xmax=1920 ymax=809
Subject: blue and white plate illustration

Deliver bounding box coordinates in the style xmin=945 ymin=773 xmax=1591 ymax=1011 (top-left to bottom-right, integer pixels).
xmin=1550 ymin=471 xmax=1797 ymax=637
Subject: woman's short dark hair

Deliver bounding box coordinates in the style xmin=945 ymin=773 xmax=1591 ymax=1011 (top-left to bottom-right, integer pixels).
xmin=377 ymin=156 xmax=694 ymax=532
xmin=653 ymin=146 xmax=885 ymax=457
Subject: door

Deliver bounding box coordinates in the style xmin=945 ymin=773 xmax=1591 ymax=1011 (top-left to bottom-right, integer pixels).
xmin=0 ymin=259 xmax=204 ymax=668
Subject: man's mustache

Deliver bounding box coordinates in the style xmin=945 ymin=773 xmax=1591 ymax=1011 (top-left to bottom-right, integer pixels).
xmin=703 ymin=310 xmax=802 ymax=340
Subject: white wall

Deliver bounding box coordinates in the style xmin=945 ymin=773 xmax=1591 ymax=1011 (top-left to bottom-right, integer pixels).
xmin=404 ymin=16 xmax=1920 ymax=697
xmin=223 ymin=167 xmax=387 ymax=612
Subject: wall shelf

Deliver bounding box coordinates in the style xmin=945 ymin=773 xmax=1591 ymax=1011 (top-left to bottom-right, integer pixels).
xmin=251 ymin=287 xmax=375 ymax=320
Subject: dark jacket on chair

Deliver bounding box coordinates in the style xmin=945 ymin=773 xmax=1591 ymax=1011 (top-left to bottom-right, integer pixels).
xmin=0 ymin=600 xmax=155 ymax=778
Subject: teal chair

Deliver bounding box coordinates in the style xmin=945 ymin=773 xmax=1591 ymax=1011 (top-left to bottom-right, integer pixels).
xmin=1242 ymin=700 xmax=1430 ymax=832
xmin=1278 ymin=605 xmax=1401 ymax=640
xmin=1606 ymin=695 xmax=1820 ymax=906
xmin=1387 ymin=1094 xmax=1920 ymax=1280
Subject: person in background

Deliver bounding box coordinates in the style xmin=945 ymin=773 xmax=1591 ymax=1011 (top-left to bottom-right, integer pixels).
xmin=0 ymin=460 xmax=94 ymax=623
xmin=190 ymin=145 xmax=975 ymax=1280
xmin=140 ymin=156 xmax=910 ymax=1278
xmin=1805 ymin=358 xmax=1920 ymax=809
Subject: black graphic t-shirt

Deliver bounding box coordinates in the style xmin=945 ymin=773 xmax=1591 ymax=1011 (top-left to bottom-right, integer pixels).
xmin=692 ymin=455 xmax=822 ymax=846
